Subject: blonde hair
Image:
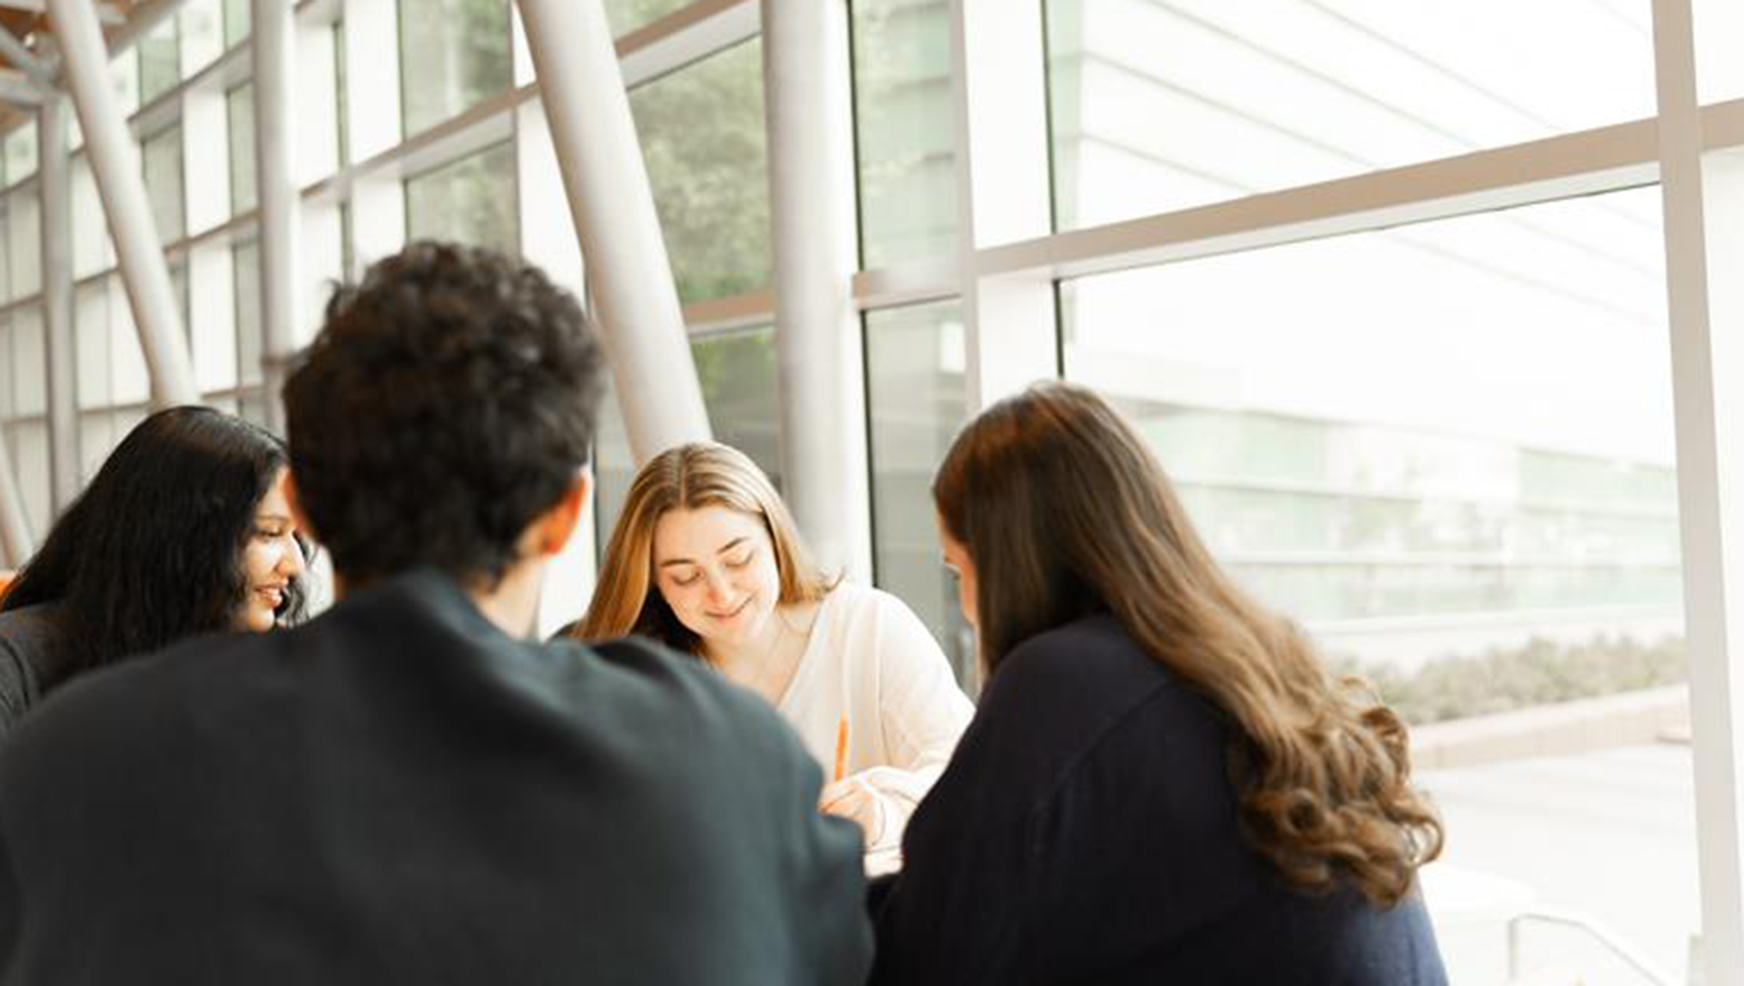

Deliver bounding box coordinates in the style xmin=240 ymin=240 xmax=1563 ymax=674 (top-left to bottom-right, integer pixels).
xmin=575 ymin=442 xmax=834 ymax=654
xmin=933 ymin=382 xmax=1442 ymax=908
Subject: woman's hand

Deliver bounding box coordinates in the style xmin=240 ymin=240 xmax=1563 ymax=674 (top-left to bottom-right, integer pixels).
xmin=819 ymin=774 xmax=891 ymax=849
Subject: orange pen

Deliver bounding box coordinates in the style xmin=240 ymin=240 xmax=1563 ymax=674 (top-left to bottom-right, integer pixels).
xmin=833 ymin=716 xmax=849 ymax=784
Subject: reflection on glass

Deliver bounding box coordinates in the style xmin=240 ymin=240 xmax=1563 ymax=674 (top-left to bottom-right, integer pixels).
xmin=398 ymin=0 xmax=513 ymax=138
xmin=629 ymin=40 xmax=769 ymax=303
xmin=852 ymin=0 xmax=958 ymax=268
xmin=1045 ymin=0 xmax=1655 ymax=230
xmin=865 ymin=300 xmax=974 ymax=688
xmin=142 ymin=125 xmax=185 ymax=243
xmin=228 ymin=84 xmax=256 ymax=215
xmin=1062 ymin=188 xmax=1677 ymax=661
xmin=404 ymin=141 xmax=519 ymax=255
xmin=138 ymin=19 xmax=180 ymax=105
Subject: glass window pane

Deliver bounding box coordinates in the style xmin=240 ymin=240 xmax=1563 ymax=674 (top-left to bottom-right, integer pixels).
xmin=1061 ymin=187 xmax=1692 ymax=983
xmin=228 ymin=84 xmax=256 ymax=215
xmin=180 ymin=0 xmax=224 ymax=77
xmin=4 ymin=122 xmax=36 ymax=186
xmin=602 ymin=0 xmax=690 ymax=37
xmin=1045 ymin=0 xmax=1657 ymax=230
xmin=74 ymin=283 xmax=110 ymax=411
xmin=234 ymin=240 xmax=262 ymax=386
xmin=852 ymin=0 xmax=958 ymax=268
xmin=224 ymin=0 xmax=250 ymax=46
xmin=865 ymin=300 xmax=973 ymax=688
xmin=398 ymin=0 xmax=513 ymax=137
xmin=0 ymin=319 xmax=12 ymax=419
xmin=692 ymin=327 xmax=781 ymax=486
xmin=109 ymin=49 xmax=140 ymax=117
xmin=143 ymin=125 xmax=186 ymax=243
xmin=6 ymin=418 xmax=51 ymax=537
xmin=138 ymin=18 xmax=181 ymax=105
xmin=404 ymin=141 xmax=519 ymax=255
xmin=8 ymin=307 xmax=45 ymax=418
xmin=629 ymin=39 xmax=769 ymax=303
xmin=7 ymin=192 xmax=37 ymax=300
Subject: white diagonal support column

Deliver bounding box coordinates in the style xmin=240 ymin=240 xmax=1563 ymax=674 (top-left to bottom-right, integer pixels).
xmin=1654 ymin=0 xmax=1744 ymax=982
xmin=38 ymin=88 xmax=79 ymax=512
xmin=0 ymin=428 xmax=32 ymax=569
xmin=47 ymin=0 xmax=197 ymax=408
xmin=253 ymin=0 xmax=299 ymax=433
xmin=512 ymin=0 xmax=710 ymax=463
xmin=762 ymin=0 xmax=870 ymax=582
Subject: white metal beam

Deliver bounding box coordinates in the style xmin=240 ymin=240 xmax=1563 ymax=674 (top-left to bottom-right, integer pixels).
xmin=762 ymin=0 xmax=870 ymax=582
xmin=1653 ymin=0 xmax=1744 ymax=982
xmin=38 ymin=87 xmax=78 ymax=512
xmin=513 ymin=0 xmax=711 ymax=463
xmin=253 ymin=0 xmax=298 ymax=433
xmin=949 ymin=0 xmax=1055 ymax=412
xmin=47 ymin=0 xmax=198 ymax=407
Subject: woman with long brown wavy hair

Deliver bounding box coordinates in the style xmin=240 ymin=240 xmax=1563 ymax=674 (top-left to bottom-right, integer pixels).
xmin=869 ymin=382 xmax=1447 ymax=984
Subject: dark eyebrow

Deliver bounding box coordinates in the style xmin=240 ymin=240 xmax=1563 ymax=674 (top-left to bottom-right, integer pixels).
xmin=255 ymin=513 xmax=293 ymax=525
xmin=657 ymin=537 xmax=750 ymax=569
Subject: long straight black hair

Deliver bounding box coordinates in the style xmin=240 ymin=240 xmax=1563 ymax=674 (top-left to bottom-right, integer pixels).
xmin=2 ymin=406 xmax=307 ymax=677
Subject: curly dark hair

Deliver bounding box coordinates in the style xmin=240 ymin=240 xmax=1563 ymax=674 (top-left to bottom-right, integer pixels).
xmin=283 ymin=241 xmax=606 ymax=588
xmin=2 ymin=406 xmax=308 ymax=677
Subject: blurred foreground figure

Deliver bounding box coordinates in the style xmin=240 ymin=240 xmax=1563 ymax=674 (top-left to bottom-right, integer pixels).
xmin=0 ymin=242 xmax=870 ymax=986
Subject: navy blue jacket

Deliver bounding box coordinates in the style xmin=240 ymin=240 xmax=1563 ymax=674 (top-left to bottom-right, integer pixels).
xmin=872 ymin=613 xmax=1447 ymax=985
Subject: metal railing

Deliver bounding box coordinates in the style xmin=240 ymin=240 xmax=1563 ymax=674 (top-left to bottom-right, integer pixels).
xmin=1507 ymin=908 xmax=1678 ymax=986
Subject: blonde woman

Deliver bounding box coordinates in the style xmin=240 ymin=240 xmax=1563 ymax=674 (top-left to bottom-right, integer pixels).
xmin=575 ymin=442 xmax=973 ymax=869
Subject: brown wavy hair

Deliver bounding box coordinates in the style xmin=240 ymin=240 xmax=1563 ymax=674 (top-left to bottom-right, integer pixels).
xmin=932 ymin=382 xmax=1442 ymax=907
xmin=574 ymin=442 xmax=834 ymax=654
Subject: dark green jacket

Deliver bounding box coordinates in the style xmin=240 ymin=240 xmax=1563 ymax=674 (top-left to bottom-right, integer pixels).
xmin=0 ymin=570 xmax=870 ymax=985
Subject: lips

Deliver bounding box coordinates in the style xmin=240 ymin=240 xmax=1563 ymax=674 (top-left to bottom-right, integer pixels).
xmin=256 ymin=586 xmax=286 ymax=609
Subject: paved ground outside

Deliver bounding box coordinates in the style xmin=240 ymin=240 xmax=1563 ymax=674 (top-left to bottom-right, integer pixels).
xmin=1420 ymin=744 xmax=1699 ymax=985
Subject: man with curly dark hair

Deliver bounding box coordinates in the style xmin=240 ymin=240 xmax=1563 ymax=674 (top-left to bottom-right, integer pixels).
xmin=0 ymin=243 xmax=872 ymax=985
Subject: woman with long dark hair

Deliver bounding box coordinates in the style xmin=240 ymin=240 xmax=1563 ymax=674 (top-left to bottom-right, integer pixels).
xmin=871 ymin=382 xmax=1446 ymax=984
xmin=0 ymin=406 xmax=309 ymax=735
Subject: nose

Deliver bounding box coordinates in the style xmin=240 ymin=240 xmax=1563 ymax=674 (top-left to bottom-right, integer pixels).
xmin=702 ymin=568 xmax=735 ymax=604
xmin=280 ymin=538 xmax=309 ymax=580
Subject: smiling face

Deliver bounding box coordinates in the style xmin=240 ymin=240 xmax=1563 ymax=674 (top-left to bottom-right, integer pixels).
xmin=651 ymin=504 xmax=783 ymax=653
xmin=238 ymin=469 xmax=306 ymax=632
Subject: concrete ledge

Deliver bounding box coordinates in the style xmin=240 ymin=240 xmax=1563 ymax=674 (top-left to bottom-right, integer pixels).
xmin=1410 ymin=685 xmax=1689 ymax=771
